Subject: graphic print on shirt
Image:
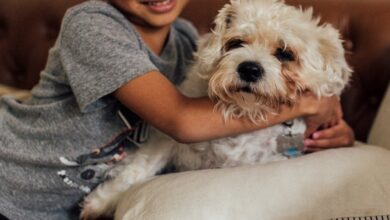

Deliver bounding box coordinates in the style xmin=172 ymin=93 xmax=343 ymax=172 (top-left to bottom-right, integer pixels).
xmin=57 ymin=109 xmax=149 ymax=193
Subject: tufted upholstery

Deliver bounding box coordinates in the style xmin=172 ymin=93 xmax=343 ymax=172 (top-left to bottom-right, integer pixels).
xmin=0 ymin=0 xmax=389 ymax=142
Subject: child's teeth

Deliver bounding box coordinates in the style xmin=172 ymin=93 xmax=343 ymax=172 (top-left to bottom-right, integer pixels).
xmin=148 ymin=0 xmax=170 ymax=6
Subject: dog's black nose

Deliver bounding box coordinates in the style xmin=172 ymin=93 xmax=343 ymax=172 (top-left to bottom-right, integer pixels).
xmin=237 ymin=61 xmax=264 ymax=83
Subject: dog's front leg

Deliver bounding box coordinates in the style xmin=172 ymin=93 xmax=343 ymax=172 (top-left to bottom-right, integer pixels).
xmin=80 ymin=138 xmax=174 ymax=220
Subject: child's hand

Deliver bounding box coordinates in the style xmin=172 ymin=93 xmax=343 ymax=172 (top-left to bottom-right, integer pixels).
xmin=303 ymin=119 xmax=355 ymax=152
xmin=301 ymin=94 xmax=343 ymax=138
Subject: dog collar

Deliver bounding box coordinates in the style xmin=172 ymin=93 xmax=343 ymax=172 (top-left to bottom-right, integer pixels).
xmin=277 ymin=120 xmax=304 ymax=158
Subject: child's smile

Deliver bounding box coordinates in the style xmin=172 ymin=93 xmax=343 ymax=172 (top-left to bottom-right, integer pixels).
xmin=111 ymin=0 xmax=188 ymax=29
xmin=139 ymin=0 xmax=177 ymax=14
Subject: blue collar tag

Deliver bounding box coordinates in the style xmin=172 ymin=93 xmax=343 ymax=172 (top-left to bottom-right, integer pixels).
xmin=276 ymin=133 xmax=304 ymax=158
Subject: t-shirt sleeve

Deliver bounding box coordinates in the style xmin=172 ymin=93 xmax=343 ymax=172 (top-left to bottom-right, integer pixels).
xmin=59 ymin=11 xmax=157 ymax=112
xmin=174 ymin=18 xmax=199 ymax=52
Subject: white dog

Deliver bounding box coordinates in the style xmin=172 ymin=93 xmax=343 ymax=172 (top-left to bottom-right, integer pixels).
xmin=81 ymin=0 xmax=351 ymax=219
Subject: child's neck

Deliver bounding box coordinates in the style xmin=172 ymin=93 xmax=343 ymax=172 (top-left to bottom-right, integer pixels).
xmin=133 ymin=24 xmax=171 ymax=56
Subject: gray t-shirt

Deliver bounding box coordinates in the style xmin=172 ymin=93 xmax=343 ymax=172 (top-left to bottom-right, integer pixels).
xmin=0 ymin=0 xmax=198 ymax=219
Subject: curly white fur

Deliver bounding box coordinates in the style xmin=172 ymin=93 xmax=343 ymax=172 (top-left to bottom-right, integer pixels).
xmin=80 ymin=0 xmax=352 ymax=219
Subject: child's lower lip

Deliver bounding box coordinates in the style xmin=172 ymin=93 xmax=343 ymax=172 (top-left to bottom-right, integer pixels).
xmin=140 ymin=0 xmax=176 ymax=14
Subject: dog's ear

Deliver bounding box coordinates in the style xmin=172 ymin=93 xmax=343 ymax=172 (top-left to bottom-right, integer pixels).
xmin=194 ymin=3 xmax=240 ymax=80
xmin=192 ymin=33 xmax=221 ymax=79
xmin=317 ymin=24 xmax=352 ymax=95
xmin=214 ymin=3 xmax=237 ymax=33
xmin=298 ymin=24 xmax=352 ymax=97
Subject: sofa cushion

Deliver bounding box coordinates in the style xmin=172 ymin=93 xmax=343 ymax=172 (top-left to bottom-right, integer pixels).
xmin=368 ymin=85 xmax=390 ymax=149
xmin=114 ymin=145 xmax=390 ymax=220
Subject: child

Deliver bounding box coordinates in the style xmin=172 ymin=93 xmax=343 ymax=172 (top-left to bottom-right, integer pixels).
xmin=0 ymin=0 xmax=354 ymax=219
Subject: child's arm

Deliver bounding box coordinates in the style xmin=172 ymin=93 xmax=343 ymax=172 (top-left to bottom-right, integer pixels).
xmin=114 ymin=71 xmax=341 ymax=143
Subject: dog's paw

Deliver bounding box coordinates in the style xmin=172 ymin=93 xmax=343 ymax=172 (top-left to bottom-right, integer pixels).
xmin=79 ymin=207 xmax=100 ymax=220
xmin=80 ymin=193 xmax=113 ymax=220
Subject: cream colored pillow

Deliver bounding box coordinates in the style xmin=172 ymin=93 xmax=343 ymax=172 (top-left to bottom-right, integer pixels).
xmin=369 ymin=85 xmax=390 ymax=150
xmin=115 ymin=145 xmax=390 ymax=220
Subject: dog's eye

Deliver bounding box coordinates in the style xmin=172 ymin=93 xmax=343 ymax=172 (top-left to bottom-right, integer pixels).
xmin=274 ymin=48 xmax=295 ymax=62
xmin=224 ymin=39 xmax=245 ymax=52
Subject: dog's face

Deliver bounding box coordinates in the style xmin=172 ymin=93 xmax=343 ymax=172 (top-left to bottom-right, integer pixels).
xmin=195 ymin=0 xmax=352 ymax=121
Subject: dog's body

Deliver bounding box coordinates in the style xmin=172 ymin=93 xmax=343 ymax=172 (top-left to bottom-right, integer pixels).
xmin=81 ymin=0 xmax=351 ymax=219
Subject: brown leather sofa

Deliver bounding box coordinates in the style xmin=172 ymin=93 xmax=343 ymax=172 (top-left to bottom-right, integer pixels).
xmin=1 ymin=0 xmax=389 ymax=142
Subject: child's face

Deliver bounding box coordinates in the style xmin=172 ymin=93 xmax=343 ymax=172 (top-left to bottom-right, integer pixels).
xmin=112 ymin=0 xmax=189 ymax=29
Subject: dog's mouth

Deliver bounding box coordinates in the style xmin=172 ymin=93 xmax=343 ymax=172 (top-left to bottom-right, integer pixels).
xmin=233 ymin=86 xmax=254 ymax=94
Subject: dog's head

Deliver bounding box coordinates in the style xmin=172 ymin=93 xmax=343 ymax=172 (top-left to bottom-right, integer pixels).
xmin=194 ymin=0 xmax=352 ymax=121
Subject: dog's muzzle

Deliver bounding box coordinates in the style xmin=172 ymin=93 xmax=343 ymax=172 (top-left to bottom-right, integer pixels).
xmin=237 ymin=61 xmax=264 ymax=83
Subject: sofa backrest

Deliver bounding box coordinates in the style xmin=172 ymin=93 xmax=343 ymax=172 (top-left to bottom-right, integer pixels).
xmin=1 ymin=0 xmax=389 ymax=141
xmin=0 ymin=0 xmax=84 ymax=89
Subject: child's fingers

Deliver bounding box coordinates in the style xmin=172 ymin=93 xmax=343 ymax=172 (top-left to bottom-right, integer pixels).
xmin=304 ymin=124 xmax=319 ymax=138
xmin=312 ymin=125 xmax=339 ymax=139
xmin=304 ymin=136 xmax=348 ymax=149
xmin=303 ymin=119 xmax=354 ymax=152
